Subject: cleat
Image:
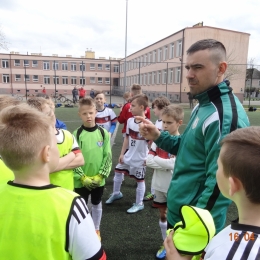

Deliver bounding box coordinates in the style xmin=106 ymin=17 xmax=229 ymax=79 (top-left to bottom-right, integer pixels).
xmin=105 ymin=192 xmax=123 ymax=204
xmin=127 ymin=203 xmax=144 ymax=213
xmin=143 ymin=193 xmax=154 ymax=201
xmin=156 ymin=246 xmax=166 ymax=259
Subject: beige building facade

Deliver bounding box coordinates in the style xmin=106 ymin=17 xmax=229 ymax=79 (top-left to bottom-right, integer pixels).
xmin=0 ymin=25 xmax=250 ymax=102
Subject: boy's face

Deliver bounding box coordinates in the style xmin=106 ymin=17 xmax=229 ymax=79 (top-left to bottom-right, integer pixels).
xmin=78 ymin=105 xmax=97 ymax=127
xmin=153 ymin=105 xmax=162 ymax=118
xmin=162 ymin=114 xmax=182 ymax=135
xmin=130 ymin=99 xmax=143 ymax=116
xmin=95 ymin=94 xmax=106 ymax=108
xmin=216 ymin=146 xmax=230 ymax=199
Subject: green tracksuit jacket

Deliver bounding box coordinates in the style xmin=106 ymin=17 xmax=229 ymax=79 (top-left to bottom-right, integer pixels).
xmin=155 ymin=81 xmax=250 ymax=233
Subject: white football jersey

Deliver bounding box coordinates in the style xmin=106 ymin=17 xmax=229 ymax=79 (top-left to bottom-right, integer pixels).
xmin=124 ymin=118 xmax=149 ymax=168
xmin=95 ymin=107 xmax=117 ymax=132
xmin=155 ymin=119 xmax=162 ymax=130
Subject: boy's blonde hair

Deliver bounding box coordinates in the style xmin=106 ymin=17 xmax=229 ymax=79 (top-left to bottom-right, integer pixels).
xmin=130 ymin=94 xmax=148 ymax=110
xmin=79 ymin=97 xmax=96 ymax=108
xmin=131 ymin=84 xmax=142 ymax=96
xmin=123 ymin=91 xmax=131 ymax=101
xmin=94 ymin=90 xmax=105 ymax=98
xmin=0 ymin=104 xmax=52 ymax=171
xmin=162 ymin=105 xmax=184 ymax=121
xmin=0 ymin=96 xmax=21 ymax=111
xmin=27 ymin=97 xmax=49 ymax=111
xmin=152 ymin=96 xmax=170 ymax=110
xmin=220 ymin=126 xmax=260 ymax=204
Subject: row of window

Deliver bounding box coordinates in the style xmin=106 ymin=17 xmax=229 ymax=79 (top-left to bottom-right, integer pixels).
xmin=120 ymin=67 xmax=181 ymax=87
xmin=2 ymin=74 xmax=111 ymax=85
xmin=1 ymin=59 xmax=120 ymax=72
xmin=120 ymin=40 xmax=182 ymax=72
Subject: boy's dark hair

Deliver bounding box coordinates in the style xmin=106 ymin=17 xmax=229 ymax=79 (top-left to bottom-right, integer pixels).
xmin=152 ymin=96 xmax=170 ymax=109
xmin=161 ymin=105 xmax=184 ymax=121
xmin=94 ymin=90 xmax=105 ymax=98
xmin=79 ymin=97 xmax=96 ymax=107
xmin=187 ymin=39 xmax=226 ymax=63
xmin=220 ymin=126 xmax=260 ymax=204
xmin=130 ymin=94 xmax=148 ymax=110
xmin=131 ymin=84 xmax=142 ymax=96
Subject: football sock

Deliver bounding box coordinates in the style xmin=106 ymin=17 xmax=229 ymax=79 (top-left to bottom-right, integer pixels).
xmin=113 ymin=172 xmax=123 ymax=195
xmin=159 ymin=220 xmax=167 ymax=241
xmin=136 ymin=181 xmax=145 ymax=205
xmin=92 ymin=202 xmax=102 ymax=230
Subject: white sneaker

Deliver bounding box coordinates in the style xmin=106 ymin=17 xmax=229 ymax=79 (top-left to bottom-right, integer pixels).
xmin=127 ymin=203 xmax=144 ymax=213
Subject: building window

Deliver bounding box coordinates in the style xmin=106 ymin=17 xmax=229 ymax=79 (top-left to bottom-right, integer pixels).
xmin=140 ymin=74 xmax=143 ymax=85
xmin=90 ymin=77 xmax=95 ymax=83
xmin=140 ymin=56 xmax=143 ymax=67
xmin=153 ymin=50 xmax=156 ymax=63
xmin=157 ymin=71 xmax=161 ymax=84
xmin=71 ymin=77 xmax=77 ymax=85
xmin=80 ymin=63 xmax=85 ymax=71
xmin=33 ymin=75 xmax=38 ymax=82
xmin=71 ymin=63 xmax=76 ymax=71
xmin=158 ymin=49 xmax=162 ymax=62
xmin=105 ymin=77 xmax=110 ymax=84
xmin=25 ymin=75 xmax=30 ymax=82
xmin=43 ymin=61 xmax=50 ymax=70
xmin=148 ymin=72 xmax=152 ymax=85
xmin=175 ymin=67 xmax=181 ymax=83
xmin=62 ymin=63 xmax=68 ymax=70
xmin=152 ymin=72 xmax=156 ymax=84
xmin=14 ymin=60 xmax=20 ymax=66
xmin=98 ymin=77 xmax=103 ymax=84
xmin=149 ymin=52 xmax=152 ymax=65
xmin=163 ymin=70 xmax=167 ymax=84
xmin=90 ymin=63 xmax=95 ymax=70
xmin=62 ymin=76 xmax=68 ymax=84
xmin=98 ymin=64 xmax=102 ymax=70
xmin=168 ymin=68 xmax=173 ymax=83
xmin=105 ymin=64 xmax=110 ymax=71
xmin=114 ymin=64 xmax=119 ymax=73
xmin=44 ymin=76 xmax=50 ymax=84
xmin=53 ymin=76 xmax=59 ymax=84
xmin=24 ymin=60 xmax=29 ymax=67
xmin=3 ymin=74 xmax=9 ymax=83
xmin=80 ymin=77 xmax=85 ymax=85
xmin=170 ymin=43 xmax=174 ymax=59
xmin=52 ymin=62 xmax=58 ymax=70
xmin=144 ymin=55 xmax=147 ymax=66
xmin=15 ymin=74 xmax=21 ymax=81
xmin=2 ymin=60 xmax=9 ymax=68
xmin=144 ymin=73 xmax=147 ymax=85
xmin=164 ymin=46 xmax=168 ymax=60
xmin=176 ymin=40 xmax=182 ymax=57
xmin=32 ymin=60 xmax=38 ymax=67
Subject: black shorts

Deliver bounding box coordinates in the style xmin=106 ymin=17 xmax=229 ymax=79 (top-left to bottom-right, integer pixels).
xmin=75 ymin=186 xmax=104 ymax=205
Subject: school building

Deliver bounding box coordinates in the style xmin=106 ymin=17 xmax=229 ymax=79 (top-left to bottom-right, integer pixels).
xmin=0 ymin=23 xmax=250 ymax=102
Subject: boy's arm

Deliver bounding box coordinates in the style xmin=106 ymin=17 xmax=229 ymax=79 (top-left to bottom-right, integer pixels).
xmin=119 ymin=135 xmax=129 ymax=163
xmin=68 ymin=197 xmax=106 ymax=260
xmin=153 ymin=155 xmax=176 ymax=170
xmin=51 ymin=152 xmax=75 ymax=173
xmin=109 ymin=109 xmax=118 ymax=135
xmin=65 ymin=152 xmax=84 ymax=169
xmin=146 ymin=143 xmax=163 ymax=169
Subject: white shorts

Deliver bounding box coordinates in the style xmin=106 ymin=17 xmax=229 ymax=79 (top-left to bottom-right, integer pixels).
xmin=115 ymin=162 xmax=146 ymax=181
xmin=153 ymin=189 xmax=167 ymax=208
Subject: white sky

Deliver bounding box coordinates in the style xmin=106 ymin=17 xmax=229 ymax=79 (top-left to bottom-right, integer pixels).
xmin=0 ymin=0 xmax=259 ymax=65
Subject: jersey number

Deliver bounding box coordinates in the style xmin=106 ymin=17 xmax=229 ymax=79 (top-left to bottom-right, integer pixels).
xmin=131 ymin=140 xmax=136 ymax=147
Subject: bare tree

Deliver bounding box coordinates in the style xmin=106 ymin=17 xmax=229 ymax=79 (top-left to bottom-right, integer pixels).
xmin=0 ymin=25 xmax=8 ymax=50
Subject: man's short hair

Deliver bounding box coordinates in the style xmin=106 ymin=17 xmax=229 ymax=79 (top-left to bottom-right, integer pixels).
xmin=161 ymin=104 xmax=184 ymax=122
xmin=0 ymin=104 xmax=53 ymax=171
xmin=0 ymin=96 xmax=21 ymax=111
xmin=130 ymin=94 xmax=148 ymax=110
xmin=220 ymin=126 xmax=260 ymax=204
xmin=152 ymin=96 xmax=170 ymax=110
xmin=187 ymin=39 xmax=226 ymax=64
xmin=79 ymin=97 xmax=96 ymax=108
xmin=131 ymin=84 xmax=142 ymax=96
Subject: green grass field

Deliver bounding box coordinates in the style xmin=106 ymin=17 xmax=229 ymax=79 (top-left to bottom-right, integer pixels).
xmin=55 ymin=106 xmax=258 ymax=260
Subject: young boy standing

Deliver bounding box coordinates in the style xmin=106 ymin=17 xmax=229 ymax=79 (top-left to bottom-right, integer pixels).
xmin=94 ymin=91 xmax=117 ymax=137
xmin=164 ymin=126 xmax=260 ymax=260
xmin=146 ymin=105 xmax=183 ymax=259
xmin=144 ymin=96 xmax=170 ymax=202
xmin=0 ymin=104 xmax=106 ymax=260
xmin=106 ymin=94 xmax=149 ymax=213
xmin=73 ymin=97 xmax=112 ymax=240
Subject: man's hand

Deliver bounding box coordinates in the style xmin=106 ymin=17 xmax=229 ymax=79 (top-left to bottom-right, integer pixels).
xmin=80 ymin=175 xmax=94 ymax=191
xmin=164 ymin=231 xmax=193 ymax=260
xmin=135 ymin=116 xmax=161 ymax=141
xmin=91 ymin=174 xmax=104 ymax=188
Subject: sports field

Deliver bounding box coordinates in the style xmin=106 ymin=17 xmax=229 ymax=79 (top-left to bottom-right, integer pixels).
xmin=55 ymin=105 xmax=258 ymax=260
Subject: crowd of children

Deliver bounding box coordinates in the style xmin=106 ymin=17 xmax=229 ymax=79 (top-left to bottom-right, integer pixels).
xmin=1 ymin=82 xmax=260 ymax=260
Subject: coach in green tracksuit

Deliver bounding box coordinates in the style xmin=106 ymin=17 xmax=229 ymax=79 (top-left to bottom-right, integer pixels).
xmin=138 ymin=39 xmax=250 ymax=234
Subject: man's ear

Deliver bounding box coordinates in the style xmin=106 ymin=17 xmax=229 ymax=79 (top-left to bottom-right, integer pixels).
xmin=229 ymin=176 xmax=242 ymax=197
xmin=218 ymin=61 xmax=227 ymax=76
xmin=42 ymin=145 xmax=51 ymax=163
